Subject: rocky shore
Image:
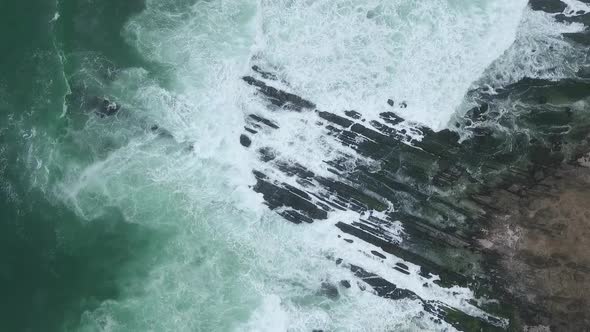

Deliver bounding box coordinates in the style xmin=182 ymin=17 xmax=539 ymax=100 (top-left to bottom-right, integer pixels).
xmin=479 ymin=159 xmax=590 ymax=331
xmin=239 ymin=65 xmax=590 ymax=329
xmin=235 ymin=0 xmax=590 ymax=325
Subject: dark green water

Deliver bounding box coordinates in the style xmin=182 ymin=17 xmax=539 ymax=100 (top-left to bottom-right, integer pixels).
xmin=0 ymin=1 xmax=152 ymax=330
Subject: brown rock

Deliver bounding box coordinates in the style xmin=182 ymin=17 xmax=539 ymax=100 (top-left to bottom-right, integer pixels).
xmin=480 ymin=164 xmax=590 ymax=330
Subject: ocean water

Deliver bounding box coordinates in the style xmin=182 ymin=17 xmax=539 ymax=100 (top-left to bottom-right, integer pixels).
xmin=0 ymin=0 xmax=588 ymax=331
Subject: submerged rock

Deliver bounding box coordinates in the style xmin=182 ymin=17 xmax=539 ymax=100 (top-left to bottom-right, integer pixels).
xmin=95 ymin=97 xmax=121 ymax=117
xmin=371 ymin=250 xmax=386 ymax=259
xmin=320 ymin=282 xmax=339 ymax=300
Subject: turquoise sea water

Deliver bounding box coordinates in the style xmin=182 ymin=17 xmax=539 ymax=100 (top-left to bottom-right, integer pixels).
xmin=1 ymin=0 xmax=588 ymax=331
xmin=0 ymin=1 xmax=150 ymax=330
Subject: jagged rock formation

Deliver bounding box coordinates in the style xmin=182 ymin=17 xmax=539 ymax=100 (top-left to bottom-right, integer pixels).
xmin=237 ymin=1 xmax=590 ymax=328
xmin=240 ymin=71 xmax=512 ymax=329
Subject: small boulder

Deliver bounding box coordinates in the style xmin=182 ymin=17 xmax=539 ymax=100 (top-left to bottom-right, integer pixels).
xmin=240 ymin=134 xmax=252 ymax=147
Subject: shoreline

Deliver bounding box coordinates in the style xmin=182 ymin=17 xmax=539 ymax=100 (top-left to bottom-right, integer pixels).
xmin=478 ymin=155 xmax=590 ymax=330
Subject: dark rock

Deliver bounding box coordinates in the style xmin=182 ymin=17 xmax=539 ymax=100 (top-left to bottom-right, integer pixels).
xmin=258 ymin=147 xmax=276 ymax=162
xmin=387 ymin=99 xmax=395 ymax=107
xmin=248 ymin=114 xmax=280 ymax=129
xmin=279 ymin=209 xmax=313 ymax=224
xmin=533 ymin=169 xmax=545 ymax=181
xmin=336 ymin=222 xmax=468 ymax=288
xmin=252 ymin=174 xmax=328 ymax=221
xmin=275 ymin=161 xmax=315 ymax=179
xmin=240 ymin=134 xmax=252 ymax=147
xmin=348 ymin=264 xmax=403 ymax=299
xmin=315 ymin=176 xmax=388 ymax=211
xmin=379 ymin=112 xmax=404 ymax=125
xmin=346 ymin=263 xmax=496 ymax=330
xmin=243 ymin=76 xmax=316 ymax=111
xmin=371 ymin=250 xmax=387 ymax=259
xmin=556 ymin=11 xmax=590 ymax=26
xmin=317 ymin=111 xmax=354 ymax=128
xmin=563 ymin=31 xmax=590 ymax=46
xmin=396 ymin=262 xmax=409 ymax=270
xmin=239 ymin=58 xmax=590 ymax=331
xmin=340 ymin=280 xmax=351 ymax=288
xmin=479 ymin=165 xmax=590 ymax=330
xmin=529 ymin=0 xmax=567 ymax=13
xmin=344 ymin=110 xmax=362 ymax=119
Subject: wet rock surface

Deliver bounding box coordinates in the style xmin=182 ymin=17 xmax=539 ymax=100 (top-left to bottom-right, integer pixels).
xmin=529 ymin=0 xmax=567 ymax=13
xmin=236 ymin=2 xmax=590 ymax=329
xmin=480 ymin=162 xmax=590 ymax=331
xmin=239 ymin=57 xmax=590 ymax=329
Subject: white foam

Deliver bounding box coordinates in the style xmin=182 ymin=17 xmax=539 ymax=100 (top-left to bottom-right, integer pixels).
xmin=49 ymin=12 xmax=60 ymax=23
xmin=476 ymin=6 xmax=587 ymax=88
xmin=253 ymin=0 xmax=528 ymax=130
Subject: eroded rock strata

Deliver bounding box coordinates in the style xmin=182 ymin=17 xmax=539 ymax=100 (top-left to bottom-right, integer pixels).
xmin=241 ymin=69 xmax=590 ymax=329
xmin=237 ymin=2 xmax=590 ymax=327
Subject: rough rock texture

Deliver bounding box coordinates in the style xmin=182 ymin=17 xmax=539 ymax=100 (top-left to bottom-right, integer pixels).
xmin=237 ymin=2 xmax=590 ymax=324
xmin=239 ymin=60 xmax=590 ymax=329
xmin=480 ymin=159 xmax=590 ymax=331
